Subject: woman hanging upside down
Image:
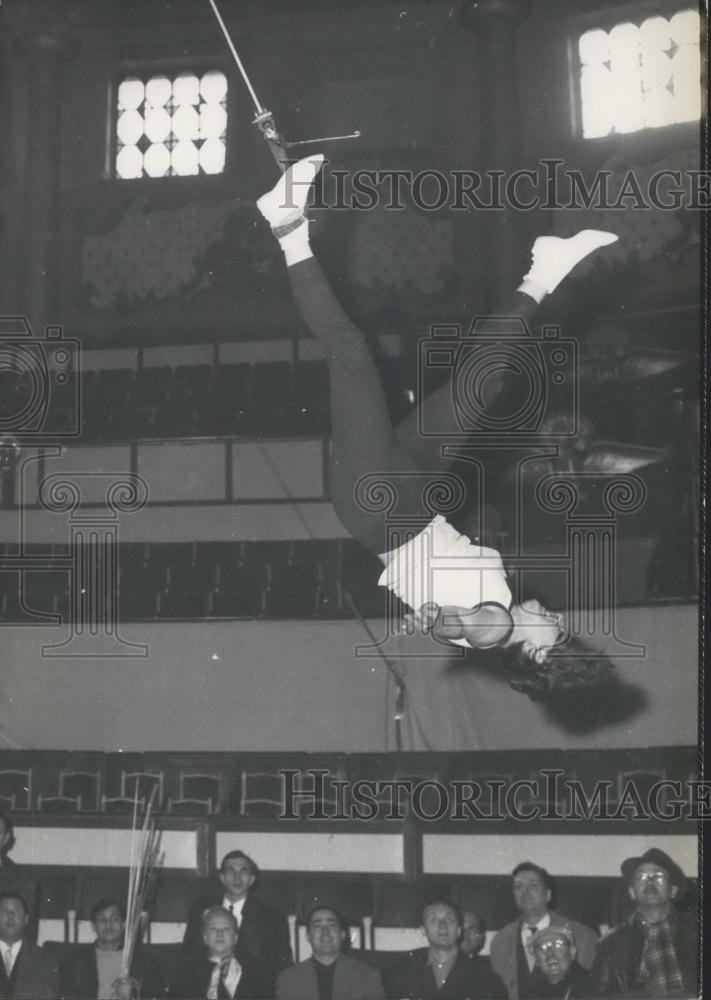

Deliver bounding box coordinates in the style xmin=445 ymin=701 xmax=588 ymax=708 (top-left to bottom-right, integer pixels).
xmin=257 ymin=155 xmax=620 ymax=700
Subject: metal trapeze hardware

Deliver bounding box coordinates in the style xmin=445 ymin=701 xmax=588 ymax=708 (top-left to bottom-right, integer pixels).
xmin=208 ymin=0 xmax=361 ymax=170
xmin=253 ymin=108 xmax=360 ymax=149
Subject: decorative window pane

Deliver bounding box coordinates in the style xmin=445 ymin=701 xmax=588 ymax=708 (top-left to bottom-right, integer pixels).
xmin=115 ymin=70 xmax=228 ymax=179
xmin=578 ymin=9 xmax=701 ymax=138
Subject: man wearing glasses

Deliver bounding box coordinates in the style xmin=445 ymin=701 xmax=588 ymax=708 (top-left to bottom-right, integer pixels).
xmin=592 ymin=848 xmax=698 ymax=997
xmin=526 ymin=926 xmax=591 ymax=999
xmin=490 ymin=863 xmax=597 ymax=999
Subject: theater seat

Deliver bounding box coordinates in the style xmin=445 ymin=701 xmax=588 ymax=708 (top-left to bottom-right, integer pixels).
xmin=208 ymin=543 xmax=265 ymax=618
xmin=36 ymin=795 xmax=82 ymax=814
xmin=42 ymin=939 xmax=78 ymax=963
xmin=243 ymin=362 xmax=292 ymax=435
xmin=0 ymin=769 xmax=32 ymax=812
xmin=262 ymin=542 xmax=322 ymax=617
xmin=372 ymin=926 xmax=426 ymax=951
xmin=340 ymin=542 xmax=389 ymax=618
xmin=166 ymin=797 xmax=213 ymax=815
xmin=289 ymin=360 xmax=330 ymax=435
xmin=297 ymin=923 xmax=364 ymax=960
xmin=169 ymin=364 xmax=213 ymax=436
xmin=145 ymin=922 xmax=185 ymax=945
xmin=131 ymin=367 xmax=173 ymax=438
xmin=351 ymin=949 xmax=407 ymax=973
xmin=88 ymin=369 xmax=137 ymax=441
xmin=209 ymin=363 xmax=251 ymax=435
xmin=157 ymin=582 xmax=210 ymax=619
xmin=101 ymin=795 xmax=145 ymax=814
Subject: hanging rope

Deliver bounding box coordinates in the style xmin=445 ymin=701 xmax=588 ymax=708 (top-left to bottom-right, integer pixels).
xmin=207 ymin=0 xmax=267 ymax=116
xmin=206 ymin=0 xmax=360 ymax=172
xmin=206 ymin=0 xmax=403 ymax=745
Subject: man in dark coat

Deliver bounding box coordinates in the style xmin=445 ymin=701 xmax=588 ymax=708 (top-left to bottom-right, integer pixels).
xmin=60 ymin=897 xmax=163 ymax=999
xmin=460 ymin=911 xmax=487 ymax=961
xmin=276 ymin=907 xmax=384 ymax=999
xmin=182 ymin=849 xmax=291 ymax=992
xmin=527 ymin=926 xmax=592 ymax=999
xmin=591 ymin=848 xmax=698 ymax=998
xmin=385 ymin=900 xmax=506 ymax=999
xmin=175 ymin=907 xmax=269 ymax=999
xmin=0 ymin=814 xmax=39 ymax=943
xmin=0 ymin=893 xmax=58 ymax=999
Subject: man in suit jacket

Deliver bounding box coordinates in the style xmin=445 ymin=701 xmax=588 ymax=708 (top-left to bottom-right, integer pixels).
xmin=490 ymin=863 xmax=598 ymax=1000
xmin=60 ymin=897 xmax=163 ymax=999
xmin=277 ymin=907 xmax=383 ymax=1000
xmin=175 ymin=907 xmax=269 ymax=999
xmin=0 ymin=813 xmax=39 ymax=943
xmin=0 ymin=893 xmax=58 ymax=999
xmin=385 ymin=900 xmax=506 ymax=1000
xmin=182 ymin=849 xmax=291 ymax=992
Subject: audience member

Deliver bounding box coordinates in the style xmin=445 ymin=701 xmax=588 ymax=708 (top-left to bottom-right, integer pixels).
xmin=60 ymin=897 xmax=163 ymax=1000
xmin=460 ymin=911 xmax=487 ymax=959
xmin=175 ymin=906 xmax=269 ymax=999
xmin=182 ymin=849 xmax=291 ymax=991
xmin=0 ymin=893 xmax=58 ymax=999
xmin=385 ymin=900 xmax=506 ymax=999
xmin=276 ymin=906 xmax=383 ymax=1000
xmin=490 ymin=863 xmax=597 ymax=999
xmin=591 ymin=848 xmax=697 ymax=998
xmin=527 ymin=926 xmax=592 ymax=999
xmin=0 ymin=814 xmax=39 ymax=943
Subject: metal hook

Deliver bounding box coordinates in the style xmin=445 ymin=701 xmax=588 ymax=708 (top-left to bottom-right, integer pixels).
xmin=286 ymin=131 xmax=362 ymax=147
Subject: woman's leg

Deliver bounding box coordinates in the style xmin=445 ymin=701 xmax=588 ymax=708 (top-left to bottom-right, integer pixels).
xmin=394 ymin=231 xmax=619 ymax=468
xmin=289 ymin=256 xmax=430 ymax=551
xmin=257 ymin=158 xmax=618 ymax=549
xmin=258 ymin=157 xmax=429 ymax=554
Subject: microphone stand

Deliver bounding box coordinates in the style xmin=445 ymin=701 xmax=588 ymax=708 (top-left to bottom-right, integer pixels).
xmin=345 ymin=591 xmax=407 ymax=753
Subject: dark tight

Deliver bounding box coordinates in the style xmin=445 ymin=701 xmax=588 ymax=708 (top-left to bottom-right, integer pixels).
xmin=288 ymin=256 xmax=537 ymax=554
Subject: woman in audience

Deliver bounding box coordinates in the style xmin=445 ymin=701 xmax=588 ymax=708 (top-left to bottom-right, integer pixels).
xmin=256 ymin=155 xmax=619 ymax=700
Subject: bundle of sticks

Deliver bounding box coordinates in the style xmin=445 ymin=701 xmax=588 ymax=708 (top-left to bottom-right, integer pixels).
xmin=121 ymin=786 xmax=164 ymax=987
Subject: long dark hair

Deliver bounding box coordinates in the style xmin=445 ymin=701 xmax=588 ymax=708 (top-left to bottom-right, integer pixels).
xmin=496 ymin=636 xmax=616 ymax=700
xmin=488 ymin=636 xmax=646 ymax=733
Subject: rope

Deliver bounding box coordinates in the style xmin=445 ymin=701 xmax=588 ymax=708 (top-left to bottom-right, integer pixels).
xmin=206 ymin=0 xmax=408 ymax=749
xmin=207 ymin=0 xmax=267 ymax=116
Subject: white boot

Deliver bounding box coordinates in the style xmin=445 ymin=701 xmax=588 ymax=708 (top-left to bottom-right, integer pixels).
xmin=257 ymin=155 xmax=324 ymax=266
xmin=523 ymin=230 xmax=618 ymax=295
xmin=256 ymin=154 xmax=324 ymax=229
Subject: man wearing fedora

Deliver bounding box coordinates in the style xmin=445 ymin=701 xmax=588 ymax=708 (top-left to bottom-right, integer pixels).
xmin=592 ymin=848 xmax=698 ymax=998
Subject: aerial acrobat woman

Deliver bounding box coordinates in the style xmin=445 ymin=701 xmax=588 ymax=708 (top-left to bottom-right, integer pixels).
xmin=256 ymin=154 xmax=620 ymax=700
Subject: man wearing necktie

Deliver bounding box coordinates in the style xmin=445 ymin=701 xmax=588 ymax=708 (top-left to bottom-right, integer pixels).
xmin=0 ymin=894 xmax=58 ymax=999
xmin=0 ymin=815 xmax=39 ymax=944
xmin=182 ymin=850 xmax=292 ymax=993
xmin=175 ymin=907 xmax=269 ymax=1000
xmin=591 ymin=848 xmax=698 ymax=997
xmin=490 ymin=864 xmax=598 ymax=999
